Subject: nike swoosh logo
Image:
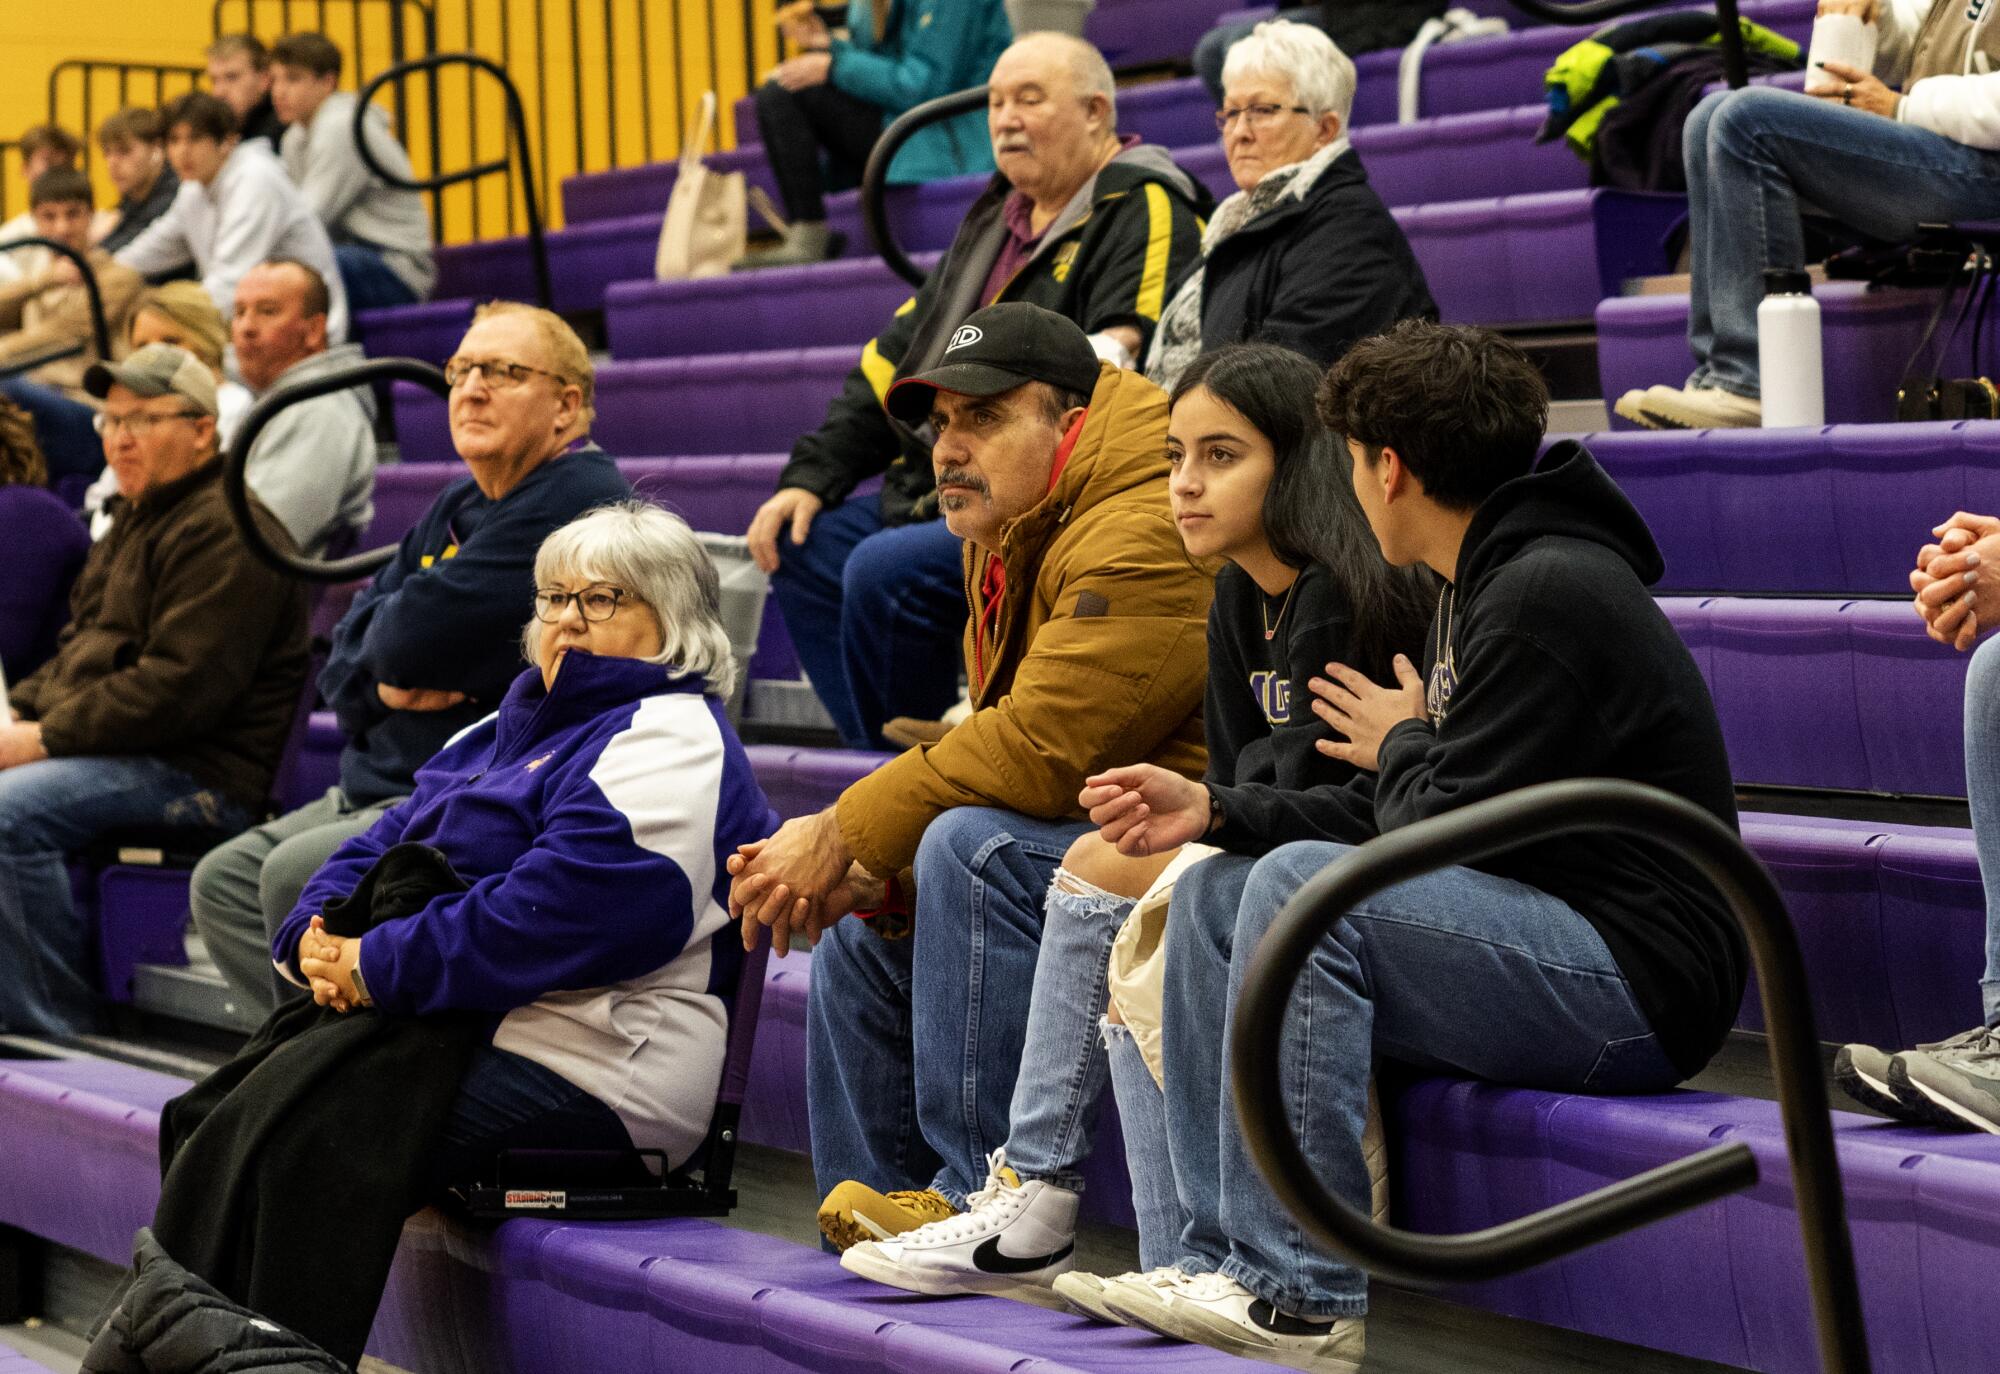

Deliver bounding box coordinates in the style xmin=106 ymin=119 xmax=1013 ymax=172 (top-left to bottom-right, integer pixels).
xmin=972 ymin=1235 xmax=1073 ymax=1274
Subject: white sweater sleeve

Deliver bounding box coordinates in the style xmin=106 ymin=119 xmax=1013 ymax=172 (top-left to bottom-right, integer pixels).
xmin=203 ymin=169 xmax=293 ymax=319
xmin=112 ymin=198 xmax=194 ymax=280
xmin=1900 ymin=71 xmax=2000 ymax=150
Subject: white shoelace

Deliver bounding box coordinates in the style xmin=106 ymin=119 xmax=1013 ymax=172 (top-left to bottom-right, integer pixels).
xmin=896 ymin=1147 xmax=1021 ymax=1245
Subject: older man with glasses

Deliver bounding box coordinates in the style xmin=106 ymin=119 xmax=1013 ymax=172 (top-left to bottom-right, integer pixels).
xmin=188 ymin=301 xmax=631 ymax=1022
xmin=0 ymin=343 xmax=308 ymax=1035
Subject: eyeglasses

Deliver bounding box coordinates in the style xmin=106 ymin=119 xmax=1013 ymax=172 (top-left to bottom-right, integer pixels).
xmin=1215 ymin=102 xmax=1313 ymax=133
xmin=93 ymin=409 xmax=205 ymax=437
xmin=443 ymin=357 xmax=572 ymax=391
xmin=533 ymin=584 xmax=629 ymax=623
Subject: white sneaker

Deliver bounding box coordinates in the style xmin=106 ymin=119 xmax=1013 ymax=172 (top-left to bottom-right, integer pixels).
xmin=1613 ymin=383 xmax=1761 ymax=430
xmin=839 ymin=1148 xmax=1078 ymax=1298
xmin=1104 ymin=1271 xmax=1365 ymax=1364
xmin=1052 ymin=1265 xmax=1192 ymax=1325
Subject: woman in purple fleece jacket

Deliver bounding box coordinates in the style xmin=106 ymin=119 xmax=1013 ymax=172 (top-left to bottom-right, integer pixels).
xmin=275 ymin=502 xmax=780 ymax=1173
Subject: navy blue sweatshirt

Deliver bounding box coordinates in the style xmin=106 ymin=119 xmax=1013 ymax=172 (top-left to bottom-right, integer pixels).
xmin=319 ymin=446 xmax=632 ymax=804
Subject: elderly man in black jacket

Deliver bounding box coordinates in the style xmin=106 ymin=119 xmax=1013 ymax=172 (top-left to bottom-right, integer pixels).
xmin=743 ymin=31 xmax=1206 ymax=751
xmin=1 ymin=343 xmax=308 ymax=1036
xmin=1144 ymin=18 xmax=1436 ymax=392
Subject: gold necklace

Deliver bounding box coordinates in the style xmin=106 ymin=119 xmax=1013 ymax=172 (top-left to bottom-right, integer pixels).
xmin=1262 ymin=577 xmax=1300 ymax=642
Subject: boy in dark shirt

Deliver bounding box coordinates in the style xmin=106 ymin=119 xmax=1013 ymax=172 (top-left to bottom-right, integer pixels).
xmin=1072 ymin=321 xmax=1745 ymax=1363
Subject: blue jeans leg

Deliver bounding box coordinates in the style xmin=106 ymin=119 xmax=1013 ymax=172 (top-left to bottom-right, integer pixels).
xmin=1001 ymin=876 xmax=1135 ymax=1191
xmin=1967 ymin=636 xmax=2000 ymax=1027
xmin=839 ymin=517 xmax=966 ymax=750
xmin=1685 ymin=87 xmax=2000 ymax=398
xmin=1105 ymin=1018 xmax=1188 ymax=1272
xmin=0 ymin=755 xmax=249 ymax=1035
xmin=807 ymin=909 xmax=942 ymax=1202
xmin=0 ymin=377 xmax=104 ymax=488
xmin=1170 ymin=841 xmax=1682 ymax=1318
xmin=771 ymin=496 xmax=884 ymax=747
xmin=912 ymin=808 xmax=1091 ymax=1204
xmin=424 ymin=1045 xmax=635 ymax=1195
xmin=334 ymin=242 xmax=420 ymax=313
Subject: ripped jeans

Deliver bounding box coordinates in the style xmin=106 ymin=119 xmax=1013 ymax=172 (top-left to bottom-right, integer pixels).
xmin=0 ymin=755 xmax=248 ymax=1034
xmin=1002 ymin=869 xmax=1135 ymax=1192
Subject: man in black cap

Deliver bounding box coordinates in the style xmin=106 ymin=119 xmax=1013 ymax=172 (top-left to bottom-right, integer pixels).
xmin=727 ymin=302 xmax=1214 ymax=1250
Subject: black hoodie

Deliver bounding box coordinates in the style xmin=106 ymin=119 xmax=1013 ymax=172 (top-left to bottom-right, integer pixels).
xmin=1219 ymin=443 xmax=1745 ymax=1079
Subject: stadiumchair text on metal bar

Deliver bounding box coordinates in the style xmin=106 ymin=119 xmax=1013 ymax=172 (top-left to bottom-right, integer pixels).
xmin=354 ymin=52 xmax=551 ymax=310
xmin=1230 ymin=778 xmax=1870 ymax=1374
xmin=0 ymin=235 xmax=114 ymax=383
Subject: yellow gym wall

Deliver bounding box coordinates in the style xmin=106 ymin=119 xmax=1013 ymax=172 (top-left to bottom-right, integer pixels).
xmin=0 ymin=0 xmax=780 ymax=242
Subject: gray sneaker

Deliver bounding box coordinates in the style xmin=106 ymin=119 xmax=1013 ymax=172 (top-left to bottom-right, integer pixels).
xmin=1834 ymin=1042 xmax=1952 ymax=1125
xmin=1889 ymin=1026 xmax=2000 ymax=1133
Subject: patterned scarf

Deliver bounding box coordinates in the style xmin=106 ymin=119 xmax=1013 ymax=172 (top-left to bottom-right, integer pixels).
xmin=1143 ymin=138 xmax=1350 ymax=393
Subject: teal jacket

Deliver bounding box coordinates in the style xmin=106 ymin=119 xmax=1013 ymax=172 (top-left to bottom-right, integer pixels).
xmin=829 ymin=0 xmax=1011 ymax=184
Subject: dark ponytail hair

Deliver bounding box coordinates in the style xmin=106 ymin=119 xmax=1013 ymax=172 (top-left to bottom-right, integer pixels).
xmin=1170 ymin=343 xmax=1437 ymax=681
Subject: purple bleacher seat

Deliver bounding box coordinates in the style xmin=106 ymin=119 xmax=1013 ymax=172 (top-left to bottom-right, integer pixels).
xmin=1874 ymin=829 xmax=1986 ymax=1046
xmin=96 ymin=866 xmax=193 ymax=1004
xmin=1845 ymin=600 xmax=1973 ymax=797
xmin=1707 ymin=597 xmax=1870 ymax=791
xmin=561 ymin=147 xmax=779 ymax=226
xmin=1598 ymin=283 xmax=1942 ymax=427
xmin=745 ymin=744 xmax=889 ymax=820
xmin=353 ymin=298 xmax=477 ymax=367
xmin=606 ymin=255 xmax=937 ymax=360
xmin=0 ymin=1351 xmax=58 ymax=1373
xmin=1353 ymin=104 xmax=1584 ymax=207
xmin=431 ymin=212 xmax=659 ymax=314
xmin=1583 ymin=431 xmax=1727 ymax=590
xmin=593 ymin=348 xmax=862 ymax=455
xmin=1113 ymin=77 xmax=1216 ymax=150
xmin=285 ymin=711 xmax=344 ymax=813
xmin=1738 ymin=820 xmax=1896 ymax=1045
xmin=824 ymin=172 xmax=989 ymax=263
xmin=1658 ymin=595 xmax=1712 ymax=684
xmin=1086 ymin=0 xmax=1231 ymax=71
xmin=621 ymin=454 xmax=788 ymax=533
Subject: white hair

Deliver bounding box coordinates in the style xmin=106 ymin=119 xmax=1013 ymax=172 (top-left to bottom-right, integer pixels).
xmin=1220 ymin=19 xmax=1357 ymax=128
xmin=522 ymin=502 xmax=736 ymax=699
xmin=1011 ymin=30 xmax=1118 ymax=131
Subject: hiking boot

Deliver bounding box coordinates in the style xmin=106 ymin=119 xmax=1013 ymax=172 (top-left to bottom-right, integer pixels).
xmin=1891 ymin=1025 xmax=2000 ymax=1133
xmin=839 ymin=1148 xmax=1077 ymax=1298
xmin=1104 ymin=1270 xmax=1365 ymax=1365
xmin=817 ymin=1179 xmax=957 ymax=1252
xmin=1613 ymin=384 xmax=1762 ymax=430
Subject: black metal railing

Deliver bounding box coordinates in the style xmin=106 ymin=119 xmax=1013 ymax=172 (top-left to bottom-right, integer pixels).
xmin=861 ymin=85 xmax=986 ymax=289
xmin=46 ymin=61 xmax=207 ymax=188
xmin=213 ymin=0 xmax=445 ymax=241
xmin=0 ymin=144 xmax=17 ymax=226
xmin=355 ymin=52 xmax=549 ymax=307
xmin=1230 ymin=779 xmax=1868 ymax=1374
xmin=0 ymin=236 xmax=115 ymax=382
xmin=224 ymin=356 xmax=448 ymax=583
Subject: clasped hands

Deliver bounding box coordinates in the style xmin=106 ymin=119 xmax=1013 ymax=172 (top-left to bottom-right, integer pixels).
xmin=1912 ymin=512 xmax=2000 ymax=651
xmin=727 ymin=806 xmax=884 ymax=956
xmin=298 ymin=916 xmax=366 ymax=1012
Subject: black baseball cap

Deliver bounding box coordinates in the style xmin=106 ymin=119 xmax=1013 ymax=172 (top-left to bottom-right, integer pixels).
xmin=885 ymin=302 xmax=1103 ymax=426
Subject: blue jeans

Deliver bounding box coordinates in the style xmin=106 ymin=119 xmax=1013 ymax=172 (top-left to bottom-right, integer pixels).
xmin=0 ymin=755 xmax=248 ymax=1034
xmin=1001 ymin=876 xmax=1134 ymax=1191
xmin=1683 ymin=87 xmax=2000 ymax=399
xmin=769 ymin=494 xmax=966 ymax=749
xmin=1967 ymin=636 xmax=2000 ymax=1026
xmin=334 ymin=242 xmax=420 ymax=313
xmin=1105 ymin=1018 xmax=1185 ymax=1271
xmin=424 ymin=1045 xmax=635 ymax=1194
xmin=1152 ymin=844 xmax=1680 ymax=1318
xmin=806 ymin=807 xmax=1091 ymax=1206
xmin=1193 ymin=7 xmax=1322 ymax=102
xmin=0 ymin=377 xmax=103 ymax=488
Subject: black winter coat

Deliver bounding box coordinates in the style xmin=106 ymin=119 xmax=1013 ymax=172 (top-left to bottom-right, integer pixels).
xmin=1195 ymin=148 xmax=1437 ymax=367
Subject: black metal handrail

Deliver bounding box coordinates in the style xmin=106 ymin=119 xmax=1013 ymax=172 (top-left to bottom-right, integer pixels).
xmin=212 ymin=0 xmax=445 ymax=241
xmin=223 ymin=356 xmax=449 ymax=583
xmin=355 ymin=52 xmax=549 ymax=308
xmin=1509 ymin=0 xmax=1749 ymax=88
xmin=0 ymin=235 xmax=115 ymax=374
xmin=861 ymin=85 xmax=986 ymax=289
xmin=45 ymin=60 xmax=207 ymax=190
xmin=1230 ymin=779 xmax=1868 ymax=1374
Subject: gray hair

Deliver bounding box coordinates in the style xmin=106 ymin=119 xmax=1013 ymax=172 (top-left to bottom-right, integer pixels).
xmin=521 ymin=502 xmax=736 ymax=699
xmin=1011 ymin=31 xmax=1118 ymax=131
xmin=1220 ymin=19 xmax=1357 ymax=128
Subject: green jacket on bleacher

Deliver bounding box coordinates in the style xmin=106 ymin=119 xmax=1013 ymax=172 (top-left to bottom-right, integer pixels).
xmin=776 ymin=143 xmax=1207 ymax=526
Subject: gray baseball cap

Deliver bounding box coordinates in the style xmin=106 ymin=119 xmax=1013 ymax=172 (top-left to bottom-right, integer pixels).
xmin=84 ymin=343 xmax=219 ymax=417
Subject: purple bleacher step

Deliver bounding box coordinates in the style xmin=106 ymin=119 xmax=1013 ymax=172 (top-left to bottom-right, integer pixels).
xmin=1598 ymin=282 xmax=1951 ymax=427
xmin=352 ymin=297 xmax=476 ymax=368
xmin=1583 ymin=421 xmax=2000 ymax=595
xmin=607 ymin=253 xmax=941 ymax=359
xmin=561 ymin=147 xmax=779 ymax=226
xmin=431 ymin=211 xmax=660 ymax=315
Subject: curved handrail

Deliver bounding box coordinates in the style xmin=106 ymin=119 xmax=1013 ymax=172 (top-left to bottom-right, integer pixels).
xmin=1231 ymin=779 xmax=1868 ymax=1374
xmin=354 ymin=53 xmax=550 ymax=309
xmin=860 ymin=85 xmax=986 ymax=289
xmin=223 ymin=356 xmax=450 ymax=583
xmin=0 ymin=235 xmax=113 ymax=363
